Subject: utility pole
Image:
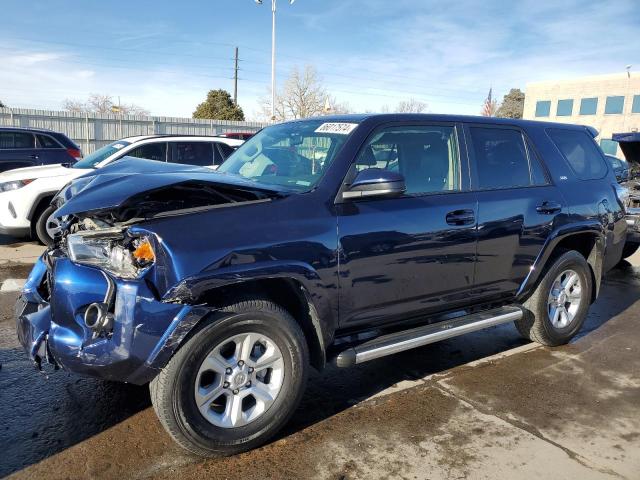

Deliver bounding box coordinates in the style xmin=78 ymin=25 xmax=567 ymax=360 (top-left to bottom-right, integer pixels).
xmin=233 ymin=47 xmax=239 ymax=106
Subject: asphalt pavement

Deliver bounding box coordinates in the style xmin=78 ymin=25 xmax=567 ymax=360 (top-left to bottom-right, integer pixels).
xmin=0 ymin=236 xmax=638 ymax=479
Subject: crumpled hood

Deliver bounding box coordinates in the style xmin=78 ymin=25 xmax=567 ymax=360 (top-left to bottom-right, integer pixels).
xmin=0 ymin=163 xmax=89 ymax=182
xmin=54 ymin=159 xmax=288 ymax=221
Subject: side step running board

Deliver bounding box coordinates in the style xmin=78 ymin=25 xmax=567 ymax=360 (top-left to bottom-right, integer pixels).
xmin=334 ymin=306 xmax=523 ymax=368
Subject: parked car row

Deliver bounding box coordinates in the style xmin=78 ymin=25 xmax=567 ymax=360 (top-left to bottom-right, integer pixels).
xmin=0 ymin=129 xmax=243 ymax=245
xmin=15 ymin=114 xmax=628 ymax=457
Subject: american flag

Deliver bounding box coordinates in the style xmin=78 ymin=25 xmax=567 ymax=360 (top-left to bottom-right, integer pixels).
xmin=482 ymin=87 xmax=494 ymax=117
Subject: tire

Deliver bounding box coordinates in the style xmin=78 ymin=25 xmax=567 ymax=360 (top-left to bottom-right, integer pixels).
xmin=622 ymin=242 xmax=639 ymax=259
xmin=515 ymin=250 xmax=592 ymax=346
xmin=34 ymin=204 xmax=59 ymax=246
xmin=149 ymin=298 xmax=309 ymax=457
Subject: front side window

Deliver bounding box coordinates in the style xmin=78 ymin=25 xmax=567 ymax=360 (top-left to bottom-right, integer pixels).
xmin=605 ymin=96 xmax=624 ymax=114
xmin=0 ymin=132 xmax=35 ymax=149
xmin=535 ymin=101 xmax=551 ymax=117
xmin=13 ymin=132 xmax=34 ymax=149
xmin=218 ymin=120 xmax=355 ymax=191
xmin=547 ymin=128 xmax=608 ymax=180
xmin=354 ymin=125 xmax=460 ymax=195
xmin=579 ymin=97 xmax=598 ymax=115
xmin=128 ymin=142 xmax=167 ymax=162
xmin=556 ymin=99 xmax=574 ymax=116
xmin=469 ymin=127 xmax=531 ymax=189
xmin=173 ymin=142 xmax=213 ymax=166
xmin=73 ymin=140 xmax=131 ymax=169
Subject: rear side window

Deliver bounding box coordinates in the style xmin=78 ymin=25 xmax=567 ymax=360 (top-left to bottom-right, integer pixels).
xmin=0 ymin=132 xmax=34 ymax=149
xmin=469 ymin=127 xmax=531 ymax=189
xmin=128 ymin=142 xmax=167 ymax=162
xmin=37 ymin=134 xmax=60 ymax=148
xmin=547 ymin=129 xmax=608 ymax=180
xmin=173 ymin=142 xmax=214 ymax=166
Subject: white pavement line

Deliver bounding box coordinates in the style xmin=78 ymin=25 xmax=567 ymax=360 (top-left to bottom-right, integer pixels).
xmin=0 ymin=278 xmax=26 ymax=292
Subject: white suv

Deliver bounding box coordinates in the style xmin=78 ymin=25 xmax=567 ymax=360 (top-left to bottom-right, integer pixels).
xmin=0 ymin=135 xmax=243 ymax=245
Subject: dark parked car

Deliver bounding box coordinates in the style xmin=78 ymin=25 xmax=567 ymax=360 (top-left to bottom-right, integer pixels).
xmin=605 ymin=154 xmax=630 ymax=183
xmin=16 ymin=114 xmax=626 ymax=457
xmin=0 ymin=127 xmax=81 ymax=172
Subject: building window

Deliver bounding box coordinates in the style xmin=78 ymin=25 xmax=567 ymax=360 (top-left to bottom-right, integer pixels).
xmin=579 ymin=97 xmax=598 ymax=115
xmin=632 ymin=95 xmax=640 ymax=114
xmin=556 ymin=99 xmax=574 ymax=116
xmin=535 ymin=101 xmax=551 ymax=117
xmin=604 ymin=96 xmax=625 ymax=114
xmin=600 ymin=139 xmax=618 ymax=156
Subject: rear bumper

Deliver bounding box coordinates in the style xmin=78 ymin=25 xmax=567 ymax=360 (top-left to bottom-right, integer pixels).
xmin=15 ymin=255 xmax=212 ymax=384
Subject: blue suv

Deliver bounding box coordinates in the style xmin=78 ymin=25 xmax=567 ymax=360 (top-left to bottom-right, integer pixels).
xmin=16 ymin=114 xmax=626 ymax=456
xmin=0 ymin=127 xmax=82 ymax=172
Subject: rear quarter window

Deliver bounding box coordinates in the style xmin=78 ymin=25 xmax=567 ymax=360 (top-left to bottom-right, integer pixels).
xmin=547 ymin=128 xmax=608 ymax=180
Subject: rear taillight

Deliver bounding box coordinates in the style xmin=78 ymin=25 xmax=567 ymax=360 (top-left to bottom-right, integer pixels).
xmin=67 ymin=148 xmax=82 ymax=160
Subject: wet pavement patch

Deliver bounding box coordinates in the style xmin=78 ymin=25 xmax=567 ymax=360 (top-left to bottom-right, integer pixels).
xmin=2 ymin=262 xmax=640 ymax=479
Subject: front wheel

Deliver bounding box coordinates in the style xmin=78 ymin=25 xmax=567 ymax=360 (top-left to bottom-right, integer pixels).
xmin=515 ymin=250 xmax=592 ymax=346
xmin=150 ymin=299 xmax=309 ymax=457
xmin=34 ymin=204 xmax=61 ymax=246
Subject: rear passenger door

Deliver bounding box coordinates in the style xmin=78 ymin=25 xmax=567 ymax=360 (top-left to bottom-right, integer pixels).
xmin=337 ymin=123 xmax=478 ymax=327
xmin=466 ymin=124 xmax=566 ymax=301
xmin=170 ymin=141 xmax=215 ymax=167
xmin=0 ymin=131 xmax=38 ymax=172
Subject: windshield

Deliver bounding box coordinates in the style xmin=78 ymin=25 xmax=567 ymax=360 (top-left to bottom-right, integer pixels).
xmin=73 ymin=140 xmax=131 ymax=169
xmin=217 ymin=120 xmax=357 ymax=191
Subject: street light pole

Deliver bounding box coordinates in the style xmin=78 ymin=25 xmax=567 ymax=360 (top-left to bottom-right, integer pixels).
xmin=271 ymin=0 xmax=277 ymax=121
xmin=256 ymin=0 xmax=295 ymax=122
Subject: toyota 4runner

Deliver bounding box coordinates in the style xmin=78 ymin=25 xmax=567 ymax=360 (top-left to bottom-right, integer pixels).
xmin=16 ymin=114 xmax=626 ymax=456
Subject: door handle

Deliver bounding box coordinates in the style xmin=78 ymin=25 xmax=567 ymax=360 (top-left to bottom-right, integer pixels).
xmin=446 ymin=209 xmax=475 ymax=226
xmin=29 ymin=154 xmax=39 ymax=160
xmin=536 ymin=201 xmax=562 ymax=214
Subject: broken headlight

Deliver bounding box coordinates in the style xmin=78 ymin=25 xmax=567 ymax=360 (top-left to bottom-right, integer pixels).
xmin=67 ymin=231 xmax=155 ymax=279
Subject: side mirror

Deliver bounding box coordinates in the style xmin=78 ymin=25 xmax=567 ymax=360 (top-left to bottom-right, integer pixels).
xmin=342 ymin=168 xmax=406 ymax=200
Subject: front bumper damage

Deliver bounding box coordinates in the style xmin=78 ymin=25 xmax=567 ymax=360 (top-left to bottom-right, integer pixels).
xmin=15 ymin=254 xmax=214 ymax=384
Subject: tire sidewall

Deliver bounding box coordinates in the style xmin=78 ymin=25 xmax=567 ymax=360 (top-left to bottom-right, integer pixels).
xmin=535 ymin=252 xmax=592 ymax=343
xmin=170 ymin=311 xmax=307 ymax=452
xmin=35 ymin=204 xmax=57 ymax=246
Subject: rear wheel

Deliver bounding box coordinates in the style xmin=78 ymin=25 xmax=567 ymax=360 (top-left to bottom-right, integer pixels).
xmin=150 ymin=299 xmax=309 ymax=457
xmin=515 ymin=250 xmax=592 ymax=346
xmin=622 ymin=242 xmax=639 ymax=259
xmin=34 ymin=204 xmax=60 ymax=246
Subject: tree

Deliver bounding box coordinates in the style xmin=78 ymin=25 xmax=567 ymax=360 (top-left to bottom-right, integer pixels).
xmin=382 ymin=98 xmax=428 ymax=113
xmin=0 ymin=99 xmax=5 ymax=108
xmin=193 ymin=89 xmax=245 ymax=121
xmin=495 ymin=88 xmax=525 ymax=119
xmin=63 ymin=94 xmax=149 ymax=116
xmin=260 ymin=65 xmax=350 ymax=121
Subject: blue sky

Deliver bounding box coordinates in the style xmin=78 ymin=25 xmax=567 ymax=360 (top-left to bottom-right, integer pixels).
xmin=1 ymin=0 xmax=638 ymax=119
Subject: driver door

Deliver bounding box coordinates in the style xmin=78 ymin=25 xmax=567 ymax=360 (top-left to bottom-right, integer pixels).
xmin=336 ymin=123 xmax=478 ymax=328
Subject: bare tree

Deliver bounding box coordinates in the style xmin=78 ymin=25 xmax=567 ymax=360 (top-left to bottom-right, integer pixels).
xmin=395 ymin=98 xmax=428 ymax=113
xmin=63 ymin=94 xmax=150 ymax=116
xmin=380 ymin=98 xmax=428 ymax=114
xmin=260 ymin=65 xmax=349 ymax=121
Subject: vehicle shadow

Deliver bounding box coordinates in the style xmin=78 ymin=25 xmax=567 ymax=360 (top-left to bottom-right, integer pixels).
xmin=1 ymin=262 xmax=637 ymax=477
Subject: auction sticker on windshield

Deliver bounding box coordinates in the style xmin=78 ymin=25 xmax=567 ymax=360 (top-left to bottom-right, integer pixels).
xmin=315 ymin=123 xmax=358 ymax=135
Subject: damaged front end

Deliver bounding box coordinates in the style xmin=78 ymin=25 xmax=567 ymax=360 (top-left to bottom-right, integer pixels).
xmin=16 ymin=171 xmax=286 ymax=383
